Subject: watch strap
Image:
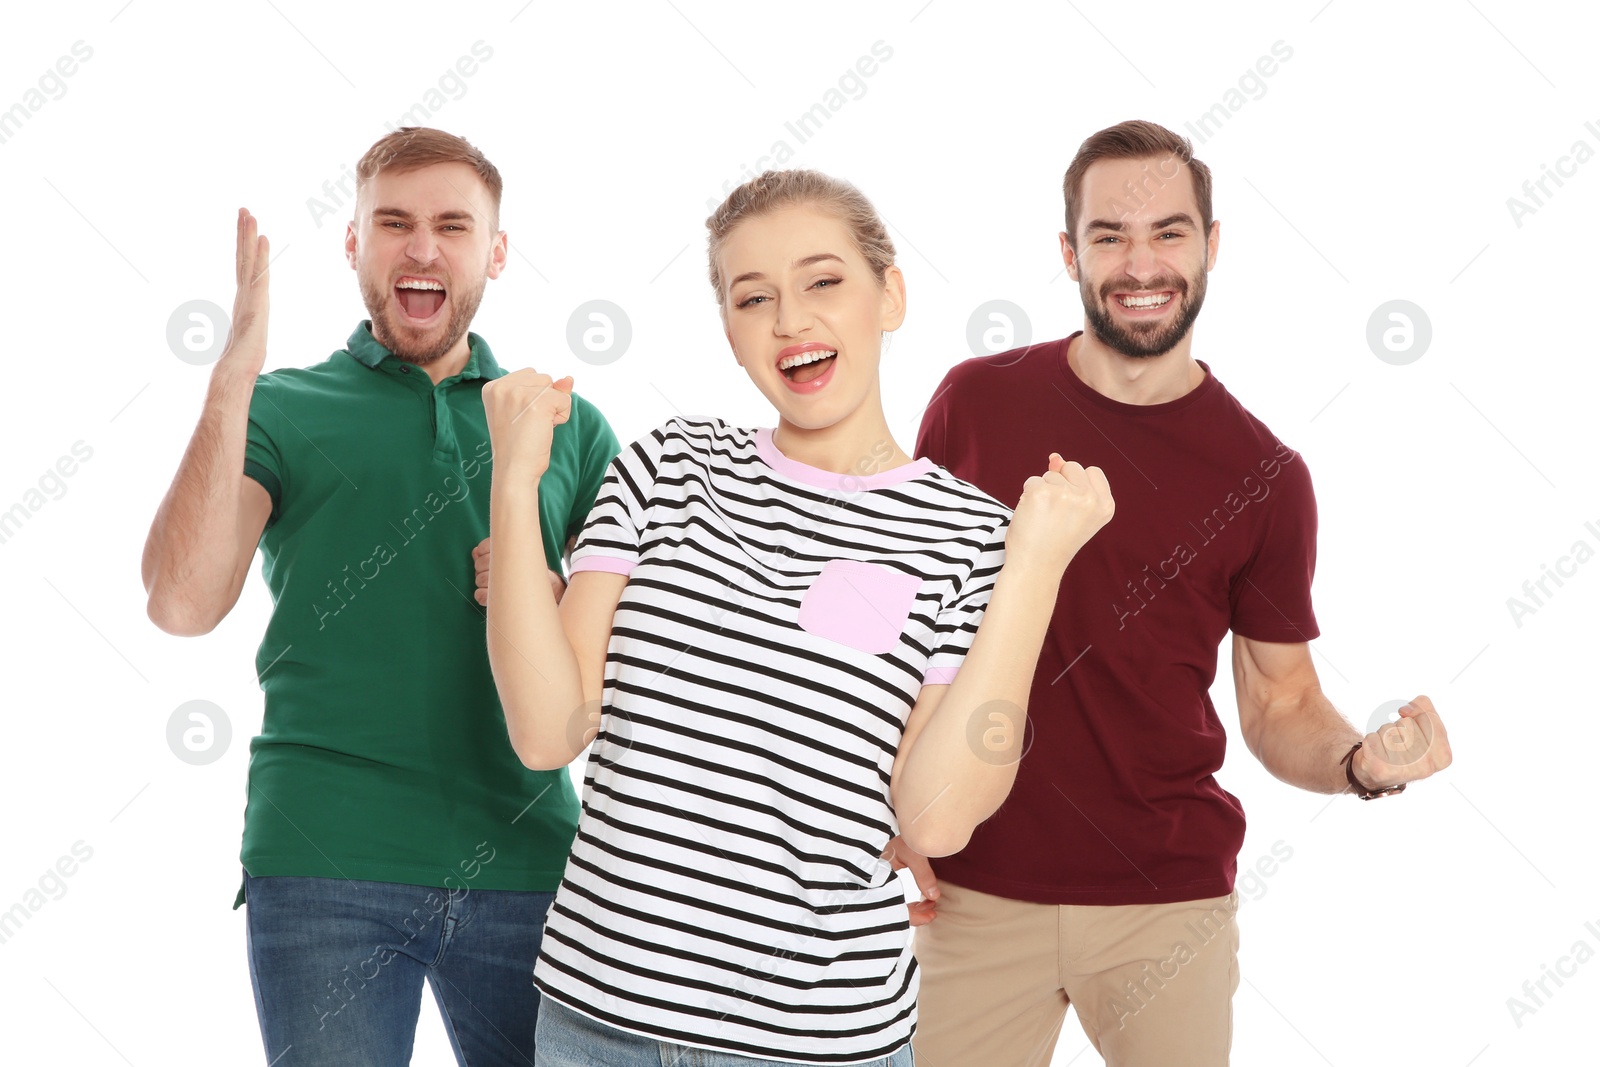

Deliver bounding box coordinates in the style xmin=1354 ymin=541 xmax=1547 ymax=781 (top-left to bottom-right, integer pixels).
xmin=1343 ymin=742 xmax=1406 ymax=800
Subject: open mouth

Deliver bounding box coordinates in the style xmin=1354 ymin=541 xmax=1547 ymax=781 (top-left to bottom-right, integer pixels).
xmin=778 ymin=348 xmax=837 ymax=385
xmin=395 ymin=277 xmax=447 ymax=323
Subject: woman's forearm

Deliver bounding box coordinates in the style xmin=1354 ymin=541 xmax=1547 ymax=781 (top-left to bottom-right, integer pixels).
xmin=895 ymin=560 xmax=1064 ymax=856
xmin=486 ymin=474 xmax=589 ymax=769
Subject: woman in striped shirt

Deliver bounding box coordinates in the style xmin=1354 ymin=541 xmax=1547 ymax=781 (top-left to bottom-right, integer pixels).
xmin=481 ymin=170 xmax=1113 ymax=1066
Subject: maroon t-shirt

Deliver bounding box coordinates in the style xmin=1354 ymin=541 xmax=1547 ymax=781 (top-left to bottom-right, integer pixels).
xmin=916 ymin=333 xmax=1319 ymax=905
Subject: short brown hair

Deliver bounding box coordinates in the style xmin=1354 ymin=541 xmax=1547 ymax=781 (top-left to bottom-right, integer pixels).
xmin=356 ymin=127 xmax=503 ymax=228
xmin=1062 ymin=120 xmax=1212 ymax=248
xmin=706 ymin=170 xmax=895 ymax=313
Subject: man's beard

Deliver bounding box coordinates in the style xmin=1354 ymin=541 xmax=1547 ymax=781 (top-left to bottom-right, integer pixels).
xmin=1080 ymin=265 xmax=1206 ymax=359
xmin=360 ymin=269 xmax=488 ymax=367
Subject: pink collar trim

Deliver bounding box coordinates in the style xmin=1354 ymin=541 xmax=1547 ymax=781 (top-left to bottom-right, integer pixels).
xmin=754 ymin=428 xmax=935 ymax=491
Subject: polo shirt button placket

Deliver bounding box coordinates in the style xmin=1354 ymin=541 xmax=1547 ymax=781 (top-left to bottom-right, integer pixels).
xmin=432 ymin=385 xmax=458 ymax=464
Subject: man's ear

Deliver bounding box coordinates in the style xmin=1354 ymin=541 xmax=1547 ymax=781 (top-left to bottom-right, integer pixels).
xmin=1059 ymin=231 xmax=1080 ymax=282
xmin=345 ymin=222 xmax=359 ymax=269
xmin=1205 ymin=219 xmax=1220 ymax=272
xmin=487 ymin=230 xmax=509 ymax=280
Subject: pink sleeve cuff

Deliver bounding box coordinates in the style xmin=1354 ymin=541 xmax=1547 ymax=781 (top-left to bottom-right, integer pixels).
xmin=570 ymin=556 xmax=636 ymax=577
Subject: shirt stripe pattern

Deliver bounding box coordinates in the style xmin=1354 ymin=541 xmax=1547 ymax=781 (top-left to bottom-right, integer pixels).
xmin=533 ymin=418 xmax=1010 ymax=1063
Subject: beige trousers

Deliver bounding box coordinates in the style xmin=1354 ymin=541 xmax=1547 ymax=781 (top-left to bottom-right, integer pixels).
xmin=912 ymin=879 xmax=1240 ymax=1067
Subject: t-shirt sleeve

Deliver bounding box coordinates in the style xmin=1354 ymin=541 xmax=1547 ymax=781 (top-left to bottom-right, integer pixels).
xmin=568 ymin=424 xmax=665 ymax=578
xmin=922 ymin=513 xmax=1009 ymax=685
xmin=562 ymin=394 xmax=623 ymax=550
xmin=1229 ymin=446 xmax=1320 ymax=642
xmin=914 ymin=370 xmax=956 ymax=468
xmin=242 ymin=375 xmax=285 ymax=528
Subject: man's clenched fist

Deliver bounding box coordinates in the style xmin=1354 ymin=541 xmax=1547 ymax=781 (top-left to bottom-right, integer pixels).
xmin=471 ymin=537 xmax=566 ymax=607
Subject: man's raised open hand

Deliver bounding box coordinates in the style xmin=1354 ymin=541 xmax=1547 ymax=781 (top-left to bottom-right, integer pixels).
xmin=222 ymin=208 xmax=271 ymax=377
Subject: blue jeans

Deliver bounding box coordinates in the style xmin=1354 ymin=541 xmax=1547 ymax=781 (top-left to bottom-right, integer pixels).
xmin=244 ymin=870 xmax=554 ymax=1066
xmin=533 ymin=996 xmax=914 ymax=1067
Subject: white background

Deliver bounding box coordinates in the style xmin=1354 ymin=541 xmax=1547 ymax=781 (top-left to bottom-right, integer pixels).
xmin=2 ymin=1 xmax=1596 ymax=1064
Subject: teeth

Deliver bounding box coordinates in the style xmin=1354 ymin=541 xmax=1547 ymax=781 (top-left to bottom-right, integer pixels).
xmin=778 ymin=349 xmax=837 ymax=370
xmin=1119 ymin=293 xmax=1170 ymax=308
xmin=396 ymin=279 xmax=445 ymax=291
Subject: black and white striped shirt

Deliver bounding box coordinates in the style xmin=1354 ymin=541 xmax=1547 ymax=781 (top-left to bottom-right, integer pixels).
xmin=534 ymin=418 xmax=1010 ymax=1063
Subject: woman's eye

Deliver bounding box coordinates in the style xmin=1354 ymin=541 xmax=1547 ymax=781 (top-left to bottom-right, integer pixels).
xmin=736 ymin=294 xmax=768 ymax=308
xmin=811 ymin=277 xmax=840 ymax=290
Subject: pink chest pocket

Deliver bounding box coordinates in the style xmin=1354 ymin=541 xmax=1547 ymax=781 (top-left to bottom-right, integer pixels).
xmin=798 ymin=559 xmax=923 ymax=655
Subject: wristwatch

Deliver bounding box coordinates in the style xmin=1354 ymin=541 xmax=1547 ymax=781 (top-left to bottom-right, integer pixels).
xmin=1342 ymin=742 xmax=1406 ymax=800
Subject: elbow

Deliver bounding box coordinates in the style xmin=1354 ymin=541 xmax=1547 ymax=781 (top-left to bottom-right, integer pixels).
xmin=145 ymin=589 xmax=221 ymax=637
xmin=890 ymin=778 xmax=985 ymax=858
xmin=505 ymin=721 xmax=575 ymax=772
xmin=514 ymin=747 xmax=571 ymax=773
xmin=1238 ymin=683 xmax=1313 ymax=764
xmin=898 ymin=819 xmax=972 ymax=861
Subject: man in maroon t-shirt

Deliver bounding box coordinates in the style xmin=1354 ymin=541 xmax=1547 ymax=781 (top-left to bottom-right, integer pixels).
xmin=905 ymin=120 xmax=1454 ymax=1066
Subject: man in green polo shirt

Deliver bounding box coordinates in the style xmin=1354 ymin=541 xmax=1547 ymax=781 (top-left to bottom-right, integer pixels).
xmin=141 ymin=128 xmax=618 ymax=1067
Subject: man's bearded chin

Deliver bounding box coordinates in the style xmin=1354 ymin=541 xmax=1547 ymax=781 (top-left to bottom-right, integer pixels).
xmin=1080 ymin=268 xmax=1207 ymax=360
xmin=360 ymin=274 xmax=488 ymax=367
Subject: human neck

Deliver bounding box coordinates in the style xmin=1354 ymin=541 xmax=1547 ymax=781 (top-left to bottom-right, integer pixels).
xmin=417 ymin=344 xmax=472 ymax=385
xmin=381 ymin=336 xmax=471 ymax=385
xmin=770 ymin=397 xmax=911 ymax=477
xmin=1067 ymin=329 xmax=1205 ymax=406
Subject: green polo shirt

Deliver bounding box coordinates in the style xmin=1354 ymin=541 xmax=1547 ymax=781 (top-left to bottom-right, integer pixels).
xmin=234 ymin=321 xmax=618 ymax=906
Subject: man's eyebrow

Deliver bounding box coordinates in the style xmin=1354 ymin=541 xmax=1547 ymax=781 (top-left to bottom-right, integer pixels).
xmin=370 ymin=207 xmax=477 ymax=224
xmin=729 ymin=252 xmax=846 ymax=288
xmin=1148 ymin=212 xmax=1197 ymax=230
xmin=1084 ymin=212 xmax=1197 ymax=233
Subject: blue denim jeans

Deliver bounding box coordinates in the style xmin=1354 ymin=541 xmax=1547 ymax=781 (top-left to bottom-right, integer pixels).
xmin=244 ymin=870 xmax=554 ymax=1066
xmin=533 ymin=996 xmax=914 ymax=1067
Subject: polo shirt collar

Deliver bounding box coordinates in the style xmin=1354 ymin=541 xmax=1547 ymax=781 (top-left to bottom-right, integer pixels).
xmin=345 ymin=320 xmax=504 ymax=381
